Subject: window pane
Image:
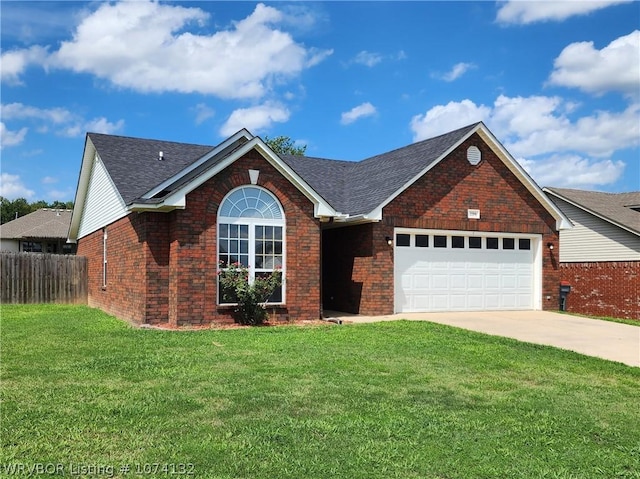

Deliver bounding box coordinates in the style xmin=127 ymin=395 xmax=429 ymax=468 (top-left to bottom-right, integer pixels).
xmin=240 ymin=255 xmax=249 ymax=267
xmin=219 ymin=224 xmax=228 ymax=237
xmin=255 ymin=226 xmax=264 ymax=239
xmin=434 ymin=235 xmax=447 ymax=248
xmin=230 ymin=240 xmax=238 ymax=253
xmin=230 ymin=224 xmax=238 ymax=237
xmin=519 ymin=238 xmax=531 ymax=250
xmin=255 ymin=256 xmax=263 ymax=269
xmin=219 ymin=239 xmax=228 ymax=254
xmin=274 ymin=242 xmax=282 ymax=254
xmin=265 ymin=226 xmax=274 ymax=240
xmin=274 ymin=227 xmax=282 ymax=240
xmin=487 ymin=237 xmax=499 ymax=249
xmin=240 ymin=225 xmax=249 ymax=238
xmin=265 ymin=242 xmax=274 ymax=254
xmin=396 ymin=234 xmax=410 ymax=247
xmin=416 ymin=235 xmax=429 ymax=247
xmin=452 ymin=236 xmax=464 ymax=248
xmin=469 ymin=237 xmax=482 ymax=249
xmin=240 ymin=240 xmax=248 ymax=254
xmin=274 ymin=257 xmax=283 ymax=268
xmin=503 ymin=238 xmax=515 ymax=250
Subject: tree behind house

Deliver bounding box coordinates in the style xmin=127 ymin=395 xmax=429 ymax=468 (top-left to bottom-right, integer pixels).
xmin=264 ymin=135 xmax=307 ymax=156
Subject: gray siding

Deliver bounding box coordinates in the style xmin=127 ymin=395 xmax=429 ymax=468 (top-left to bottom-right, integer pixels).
xmin=78 ymin=155 xmax=128 ymax=239
xmin=556 ymin=198 xmax=640 ymax=262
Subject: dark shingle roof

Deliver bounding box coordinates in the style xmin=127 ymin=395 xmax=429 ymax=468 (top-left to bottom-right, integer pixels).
xmin=90 ymin=123 xmax=479 ymax=216
xmin=546 ymin=187 xmax=640 ymax=235
xmin=0 ymin=209 xmax=73 ymax=239
xmin=88 ymin=133 xmax=214 ymax=205
xmin=281 ymin=122 xmax=479 ymax=215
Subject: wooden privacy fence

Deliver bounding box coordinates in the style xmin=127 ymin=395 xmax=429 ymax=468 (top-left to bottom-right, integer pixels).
xmin=1 ymin=252 xmax=88 ymax=304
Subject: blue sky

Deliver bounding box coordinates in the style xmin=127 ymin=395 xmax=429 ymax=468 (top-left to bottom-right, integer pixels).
xmin=1 ymin=1 xmax=639 ymax=202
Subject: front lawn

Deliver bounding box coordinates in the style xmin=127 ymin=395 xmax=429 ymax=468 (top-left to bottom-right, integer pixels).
xmin=2 ymin=305 xmax=639 ymax=478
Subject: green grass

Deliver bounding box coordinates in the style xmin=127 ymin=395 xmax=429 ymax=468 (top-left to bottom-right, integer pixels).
xmin=2 ymin=304 xmax=639 ymax=479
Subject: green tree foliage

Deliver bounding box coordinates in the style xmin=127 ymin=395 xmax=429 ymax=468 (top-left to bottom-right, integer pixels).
xmin=264 ymin=135 xmax=307 ymax=156
xmin=1 ymin=197 xmax=74 ymax=224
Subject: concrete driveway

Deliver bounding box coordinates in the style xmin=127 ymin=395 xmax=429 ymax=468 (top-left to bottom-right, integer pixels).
xmin=324 ymin=310 xmax=640 ymax=367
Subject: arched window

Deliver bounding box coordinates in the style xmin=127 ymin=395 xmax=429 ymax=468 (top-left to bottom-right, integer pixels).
xmin=217 ymin=186 xmax=285 ymax=304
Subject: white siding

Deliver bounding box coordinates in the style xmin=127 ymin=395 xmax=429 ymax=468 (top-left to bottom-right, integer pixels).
xmin=77 ymin=154 xmax=128 ymax=239
xmin=556 ymin=198 xmax=640 ymax=262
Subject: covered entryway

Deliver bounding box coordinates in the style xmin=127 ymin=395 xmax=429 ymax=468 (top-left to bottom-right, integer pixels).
xmin=394 ymin=229 xmax=542 ymax=313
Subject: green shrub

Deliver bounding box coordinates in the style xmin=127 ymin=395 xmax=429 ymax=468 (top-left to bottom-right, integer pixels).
xmin=218 ymin=262 xmax=282 ymax=325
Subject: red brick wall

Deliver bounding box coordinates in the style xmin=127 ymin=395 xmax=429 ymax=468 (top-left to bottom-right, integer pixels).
xmin=561 ymin=262 xmax=640 ymax=320
xmin=77 ymin=213 xmax=148 ymax=323
xmin=165 ymin=150 xmax=321 ymax=326
xmin=324 ymin=132 xmax=560 ymax=315
xmin=78 ymin=150 xmax=321 ymax=326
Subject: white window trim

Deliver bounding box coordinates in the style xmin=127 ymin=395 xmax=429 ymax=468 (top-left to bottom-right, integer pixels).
xmin=217 ymin=186 xmax=286 ymax=306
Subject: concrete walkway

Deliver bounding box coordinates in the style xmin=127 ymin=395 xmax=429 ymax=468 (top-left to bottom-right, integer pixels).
xmin=324 ymin=310 xmax=640 ymax=367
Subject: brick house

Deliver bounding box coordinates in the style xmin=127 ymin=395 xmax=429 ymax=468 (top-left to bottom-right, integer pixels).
xmin=68 ymin=122 xmax=570 ymax=326
xmin=544 ymin=187 xmax=640 ymax=320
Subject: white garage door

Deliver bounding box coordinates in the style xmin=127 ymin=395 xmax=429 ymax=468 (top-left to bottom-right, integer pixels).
xmin=394 ymin=230 xmax=540 ymax=312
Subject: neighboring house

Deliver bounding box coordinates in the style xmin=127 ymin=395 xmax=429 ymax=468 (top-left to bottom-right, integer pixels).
xmin=0 ymin=209 xmax=76 ymax=254
xmin=544 ymin=187 xmax=640 ymax=320
xmin=68 ymin=122 xmax=570 ymax=327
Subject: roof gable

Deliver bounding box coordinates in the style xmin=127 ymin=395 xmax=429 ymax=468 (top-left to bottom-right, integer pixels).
xmin=545 ymin=187 xmax=640 ymax=236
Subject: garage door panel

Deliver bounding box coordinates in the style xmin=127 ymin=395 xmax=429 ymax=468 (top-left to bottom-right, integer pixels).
xmin=395 ymin=231 xmax=537 ymax=313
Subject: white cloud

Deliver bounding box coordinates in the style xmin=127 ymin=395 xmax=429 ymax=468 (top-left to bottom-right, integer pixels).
xmin=39 ymin=1 xmax=331 ymax=99
xmin=82 ymin=118 xmax=125 ymax=135
xmin=411 ymin=96 xmax=639 ymax=158
xmin=353 ymin=51 xmax=383 ymax=67
xmin=518 ymin=154 xmax=625 ymax=189
xmin=548 ymin=30 xmax=640 ymax=98
xmin=1 ymin=103 xmax=124 ymax=138
xmin=42 ymin=176 xmax=58 ymax=185
xmin=496 ymin=0 xmax=632 ymax=24
xmin=340 ymin=102 xmax=377 ymax=125
xmin=410 ymin=100 xmax=490 ymax=139
xmin=0 ymin=173 xmax=35 ymax=199
xmin=0 ymin=45 xmax=48 ymax=84
xmin=0 ymin=122 xmax=28 ymax=148
xmin=434 ymin=62 xmax=476 ymax=82
xmin=192 ymin=104 xmax=215 ymax=125
xmin=1 ymin=102 xmax=74 ymax=124
xmin=410 ymin=96 xmax=638 ymax=188
xmin=220 ymin=102 xmax=290 ymax=136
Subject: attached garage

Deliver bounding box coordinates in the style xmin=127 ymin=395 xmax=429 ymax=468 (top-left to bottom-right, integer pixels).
xmin=394 ymin=229 xmax=542 ymax=313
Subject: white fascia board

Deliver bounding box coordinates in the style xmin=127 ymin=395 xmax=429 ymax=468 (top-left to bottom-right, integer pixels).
xmin=543 ymin=187 xmax=638 ymax=237
xmin=142 ymin=129 xmax=254 ymax=200
xmin=476 ymin=127 xmax=572 ymax=231
xmin=68 ymin=136 xmax=96 ymax=242
xmin=134 ymin=137 xmax=340 ymax=218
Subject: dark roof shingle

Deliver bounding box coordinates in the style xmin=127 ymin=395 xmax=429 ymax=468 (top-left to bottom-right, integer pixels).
xmin=89 ymin=122 xmax=479 ymax=216
xmin=88 ymin=133 xmax=214 ymax=205
xmin=281 ymin=123 xmax=479 ymax=215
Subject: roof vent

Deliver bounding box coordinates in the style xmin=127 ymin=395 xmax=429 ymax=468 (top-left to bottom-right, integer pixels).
xmin=467 ymin=146 xmax=481 ymax=165
xmin=158 ymin=151 xmax=164 ymax=161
